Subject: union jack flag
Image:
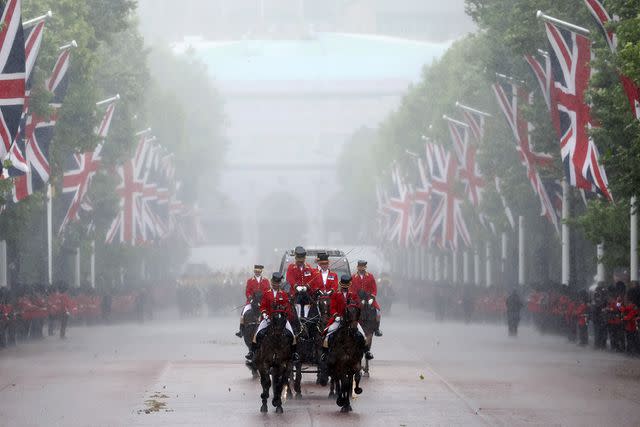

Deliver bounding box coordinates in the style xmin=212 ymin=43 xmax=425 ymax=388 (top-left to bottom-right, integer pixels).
xmin=524 ymin=53 xmax=552 ymax=111
xmin=386 ymin=166 xmax=414 ymax=248
xmin=105 ymin=134 xmax=150 ymax=245
xmin=58 ymin=102 xmax=116 ymax=234
xmin=446 ymin=117 xmax=484 ymax=208
xmin=493 ymin=80 xmax=559 ymax=232
xmin=410 ymin=152 xmax=435 ymax=246
xmin=544 ymin=21 xmax=612 ymax=201
xmin=584 ymin=0 xmax=640 ymax=121
xmin=4 ymin=16 xmax=48 ymax=178
xmin=0 ymin=0 xmax=26 ymax=169
xmin=426 ymin=142 xmax=470 ymax=250
xmin=13 ymin=48 xmax=71 ymax=201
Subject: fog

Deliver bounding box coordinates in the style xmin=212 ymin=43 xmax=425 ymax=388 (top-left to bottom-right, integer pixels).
xmin=3 ymin=2 xmax=640 ymax=426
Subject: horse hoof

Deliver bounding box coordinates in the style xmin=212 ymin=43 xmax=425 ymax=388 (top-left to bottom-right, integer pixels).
xmin=295 ymin=393 xmax=302 ymax=400
xmin=362 ymin=371 xmax=370 ymax=378
xmin=340 ymin=406 xmax=350 ymax=413
xmin=328 ymin=391 xmax=335 ymax=398
xmin=275 ymin=406 xmax=283 ymax=414
xmin=354 ymin=387 xmax=362 ymax=395
xmin=260 ymin=404 xmax=268 ymax=413
xmin=336 ymin=396 xmax=346 ymax=407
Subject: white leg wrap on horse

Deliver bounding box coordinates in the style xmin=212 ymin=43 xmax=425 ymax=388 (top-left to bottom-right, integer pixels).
xmin=304 ymin=305 xmax=310 ymax=317
xmin=295 ymin=304 xmax=302 ymax=318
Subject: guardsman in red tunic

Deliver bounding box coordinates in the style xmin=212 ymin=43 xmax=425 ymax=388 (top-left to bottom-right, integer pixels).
xmin=351 ymin=260 xmax=383 ymax=336
xmin=286 ymin=246 xmax=316 ymax=319
xmin=622 ymin=299 xmax=639 ymax=354
xmin=574 ymin=290 xmax=589 ymax=346
xmin=236 ymin=264 xmax=270 ymax=338
xmin=310 ymin=252 xmax=339 ymax=295
xmin=321 ymin=275 xmax=372 ymax=361
xmin=245 ymin=272 xmax=299 ymax=362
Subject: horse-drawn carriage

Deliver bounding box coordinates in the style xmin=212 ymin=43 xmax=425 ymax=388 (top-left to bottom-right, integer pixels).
xmin=241 ymin=247 xmax=379 ymax=413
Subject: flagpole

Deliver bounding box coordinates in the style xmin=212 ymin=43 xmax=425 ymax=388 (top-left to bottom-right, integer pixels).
xmin=474 ymin=249 xmax=481 ymax=286
xmin=518 ymin=216 xmax=525 ymax=286
xmin=486 ymin=242 xmax=492 ymax=287
xmin=536 ymin=11 xmax=591 ymax=36
xmin=501 ymin=232 xmax=508 ymax=275
xmin=632 ymin=196 xmax=638 ymax=282
xmin=452 ymin=250 xmax=458 ymax=283
xmin=596 ymin=243 xmax=605 ymax=283
xmin=561 ymin=179 xmax=570 ymax=285
xmin=23 ymin=10 xmax=52 ymax=28
xmin=74 ymin=249 xmax=80 ymax=287
xmin=47 ymin=184 xmax=53 ymax=285
xmin=463 ymin=251 xmax=469 ymax=284
xmin=90 ymin=240 xmax=96 ymax=288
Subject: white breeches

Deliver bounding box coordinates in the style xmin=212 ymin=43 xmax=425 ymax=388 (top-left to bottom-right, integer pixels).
xmin=241 ymin=304 xmax=252 ymax=317
xmin=295 ymin=304 xmax=311 ymax=318
xmin=254 ymin=318 xmax=296 ymax=344
xmin=323 ymin=321 xmax=366 ymax=347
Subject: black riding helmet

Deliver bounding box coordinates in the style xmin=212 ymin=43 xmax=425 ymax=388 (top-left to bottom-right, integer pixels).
xmin=339 ymin=274 xmax=352 ymax=289
xmin=271 ymin=272 xmax=283 ymax=288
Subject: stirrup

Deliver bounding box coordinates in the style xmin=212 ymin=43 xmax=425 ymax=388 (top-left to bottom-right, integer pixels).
xmin=292 ymin=352 xmax=300 ymax=362
xmin=365 ymin=351 xmax=374 ymax=360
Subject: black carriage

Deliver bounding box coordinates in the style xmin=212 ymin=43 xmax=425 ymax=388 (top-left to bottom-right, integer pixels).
xmin=278 ymin=248 xmax=351 ymax=395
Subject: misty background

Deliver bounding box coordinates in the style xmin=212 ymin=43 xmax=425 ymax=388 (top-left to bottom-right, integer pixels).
xmin=136 ymin=0 xmax=475 ymax=267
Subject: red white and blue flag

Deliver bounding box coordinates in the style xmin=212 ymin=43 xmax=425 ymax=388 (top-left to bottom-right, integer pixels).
xmin=386 ymin=166 xmax=414 ymax=248
xmin=13 ymin=48 xmax=71 ymax=201
xmin=493 ymin=80 xmax=559 ymax=231
xmin=0 ymin=0 xmax=26 ymax=171
xmin=544 ymin=20 xmax=612 ymax=201
xmin=58 ymin=101 xmax=116 ymax=234
xmin=584 ymin=0 xmax=640 ymax=121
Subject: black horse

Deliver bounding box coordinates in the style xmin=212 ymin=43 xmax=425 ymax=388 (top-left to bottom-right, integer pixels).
xmin=358 ymin=290 xmax=377 ymax=377
xmin=255 ymin=310 xmax=292 ymax=414
xmin=315 ymin=289 xmax=333 ymax=387
xmin=242 ymin=291 xmax=262 ymax=378
xmin=326 ymin=304 xmax=364 ymax=413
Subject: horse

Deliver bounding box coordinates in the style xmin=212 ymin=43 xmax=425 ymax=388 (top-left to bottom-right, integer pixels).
xmin=315 ymin=289 xmax=333 ymax=387
xmin=358 ymin=290 xmax=377 ymax=377
xmin=242 ymin=291 xmax=263 ymax=378
xmin=255 ymin=310 xmax=292 ymax=414
xmin=326 ymin=304 xmax=364 ymax=413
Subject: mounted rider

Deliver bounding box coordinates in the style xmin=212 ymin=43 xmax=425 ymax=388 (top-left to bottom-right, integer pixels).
xmin=236 ymin=264 xmax=270 ymax=338
xmin=245 ymin=272 xmax=299 ymax=362
xmin=286 ymin=246 xmax=316 ymax=319
xmin=351 ymin=260 xmax=383 ymax=336
xmin=321 ymin=274 xmax=373 ymax=361
xmin=310 ymin=252 xmax=340 ymax=295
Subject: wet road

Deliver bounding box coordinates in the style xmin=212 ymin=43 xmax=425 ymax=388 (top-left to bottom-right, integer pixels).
xmin=1 ymin=307 xmax=640 ymax=426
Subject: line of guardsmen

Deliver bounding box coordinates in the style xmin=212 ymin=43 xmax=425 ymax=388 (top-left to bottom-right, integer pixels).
xmin=0 ymin=282 xmax=157 ymax=349
xmin=528 ymin=281 xmax=640 ymax=355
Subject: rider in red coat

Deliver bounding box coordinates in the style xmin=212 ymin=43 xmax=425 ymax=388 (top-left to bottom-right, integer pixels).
xmin=245 ymin=272 xmax=299 ymax=362
xmin=286 ymin=246 xmax=316 ymax=319
xmin=321 ymin=274 xmax=373 ymax=361
xmin=309 ymin=252 xmax=339 ymax=294
xmin=236 ymin=264 xmax=270 ymax=338
xmin=351 ymin=260 xmax=383 ymax=336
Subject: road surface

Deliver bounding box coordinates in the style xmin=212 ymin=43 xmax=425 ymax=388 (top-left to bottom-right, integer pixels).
xmin=1 ymin=306 xmax=640 ymax=426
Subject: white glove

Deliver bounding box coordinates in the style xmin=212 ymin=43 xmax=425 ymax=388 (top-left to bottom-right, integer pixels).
xmin=361 ymin=300 xmax=365 ymax=305
xmin=262 ymin=312 xmax=269 ymax=320
xmin=296 ymin=285 xmax=305 ymax=292
xmin=368 ymin=298 xmax=374 ymax=305
xmin=335 ymin=316 xmax=342 ymax=322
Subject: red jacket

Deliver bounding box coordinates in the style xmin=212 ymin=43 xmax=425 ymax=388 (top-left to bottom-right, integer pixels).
xmin=329 ymin=289 xmax=359 ymax=319
xmin=351 ymin=272 xmax=380 ymax=310
xmin=310 ymin=269 xmax=339 ymax=294
xmin=607 ymin=302 xmax=624 ymax=325
xmin=0 ymin=303 xmax=12 ymax=320
xmin=245 ymin=276 xmax=270 ymax=303
xmin=260 ymin=289 xmax=292 ymax=318
xmin=622 ymin=304 xmax=639 ymax=332
xmin=574 ymin=303 xmax=589 ymax=327
xmin=286 ymin=262 xmax=316 ymax=296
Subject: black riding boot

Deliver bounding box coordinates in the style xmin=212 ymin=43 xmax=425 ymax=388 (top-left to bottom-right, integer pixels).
xmin=374 ymin=320 xmax=383 ymax=337
xmin=246 ymin=329 xmax=266 ymax=360
xmin=235 ymin=324 xmax=244 ymax=338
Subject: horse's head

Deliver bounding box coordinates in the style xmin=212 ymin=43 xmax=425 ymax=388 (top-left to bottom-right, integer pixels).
xmin=270 ymin=309 xmax=288 ymax=331
xmin=317 ymin=290 xmax=333 ymax=316
xmin=344 ymin=303 xmax=361 ymax=325
xmin=251 ymin=291 xmax=263 ymax=309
